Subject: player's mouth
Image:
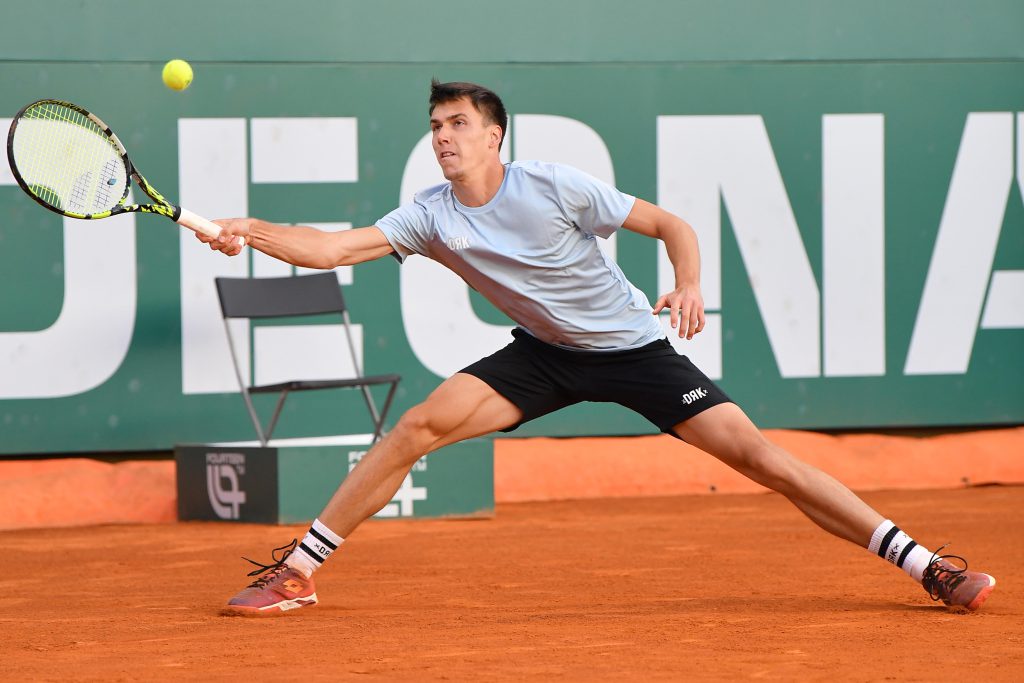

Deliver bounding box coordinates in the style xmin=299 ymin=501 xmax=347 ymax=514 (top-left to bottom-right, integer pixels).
xmin=439 ymin=151 xmax=456 ymax=160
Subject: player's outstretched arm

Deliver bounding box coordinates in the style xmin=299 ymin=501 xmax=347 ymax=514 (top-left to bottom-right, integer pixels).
xmin=198 ymin=218 xmax=395 ymax=269
xmin=621 ymin=198 xmax=705 ymax=340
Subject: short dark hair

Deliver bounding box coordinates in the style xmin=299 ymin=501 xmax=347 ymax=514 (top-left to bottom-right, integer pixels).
xmin=429 ymin=79 xmax=508 ymax=149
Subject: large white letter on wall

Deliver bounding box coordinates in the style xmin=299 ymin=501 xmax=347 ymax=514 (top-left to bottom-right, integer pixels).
xmin=250 ymin=118 xmax=363 ymax=386
xmin=905 ymin=113 xmax=1015 ymax=374
xmin=179 ymin=118 xmax=250 ymax=394
xmin=0 ymin=112 xmax=136 ymax=399
xmin=180 ymin=118 xmax=363 ymax=394
xmin=823 ymin=114 xmax=886 ymax=377
xmin=657 ymin=115 xmax=821 ymax=379
xmin=0 ymin=214 xmax=136 ymax=398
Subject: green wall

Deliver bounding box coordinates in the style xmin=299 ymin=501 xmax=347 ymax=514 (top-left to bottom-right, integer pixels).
xmin=1 ymin=2 xmax=1021 ymax=454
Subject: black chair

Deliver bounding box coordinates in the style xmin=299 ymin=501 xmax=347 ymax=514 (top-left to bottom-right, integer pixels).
xmin=214 ymin=272 xmax=400 ymax=446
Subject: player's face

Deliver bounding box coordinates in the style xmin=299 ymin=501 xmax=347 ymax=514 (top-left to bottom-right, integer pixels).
xmin=429 ymin=98 xmax=501 ymax=181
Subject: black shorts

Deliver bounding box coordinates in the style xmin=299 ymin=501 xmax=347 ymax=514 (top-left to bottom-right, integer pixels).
xmin=459 ymin=328 xmax=732 ymax=436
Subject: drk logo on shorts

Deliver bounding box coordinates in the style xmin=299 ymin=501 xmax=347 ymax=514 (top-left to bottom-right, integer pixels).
xmin=682 ymin=387 xmax=709 ymax=405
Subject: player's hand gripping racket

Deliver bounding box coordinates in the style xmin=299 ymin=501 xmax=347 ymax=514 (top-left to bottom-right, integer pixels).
xmin=6 ymin=98 xmax=241 ymax=245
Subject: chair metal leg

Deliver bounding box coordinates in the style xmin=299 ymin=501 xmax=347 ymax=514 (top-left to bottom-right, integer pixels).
xmin=264 ymin=389 xmax=290 ymax=444
xmin=343 ymin=309 xmax=383 ymax=426
xmin=222 ymin=317 xmax=267 ymax=446
xmin=372 ymin=381 xmax=399 ymax=443
xmin=359 ymin=384 xmax=382 ymax=425
xmin=241 ymin=388 xmax=268 ymax=447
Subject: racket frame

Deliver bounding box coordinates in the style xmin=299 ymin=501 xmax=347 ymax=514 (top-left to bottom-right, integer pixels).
xmin=7 ymin=99 xmax=222 ymax=239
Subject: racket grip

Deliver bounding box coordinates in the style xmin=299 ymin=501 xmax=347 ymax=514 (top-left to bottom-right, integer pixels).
xmin=176 ymin=207 xmax=245 ymax=246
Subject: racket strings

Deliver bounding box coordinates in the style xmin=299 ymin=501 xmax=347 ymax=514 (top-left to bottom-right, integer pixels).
xmin=95 ymin=157 xmax=122 ymax=208
xmin=18 ymin=107 xmax=68 ymax=209
xmin=14 ymin=102 xmax=127 ymax=215
xmin=21 ymin=103 xmax=91 ymax=210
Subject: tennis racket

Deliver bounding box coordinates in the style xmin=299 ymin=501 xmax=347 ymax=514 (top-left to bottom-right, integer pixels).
xmin=6 ymin=98 xmax=237 ymax=243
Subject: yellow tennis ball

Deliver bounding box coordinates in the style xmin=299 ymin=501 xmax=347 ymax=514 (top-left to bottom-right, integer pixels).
xmin=162 ymin=59 xmax=193 ymax=91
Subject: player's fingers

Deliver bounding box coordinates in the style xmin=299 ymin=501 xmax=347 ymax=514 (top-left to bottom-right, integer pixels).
xmin=216 ymin=234 xmax=240 ymax=252
xmin=215 ymin=228 xmax=249 ymax=251
xmin=213 ymin=219 xmax=247 ymax=242
xmin=652 ymin=295 xmax=667 ymax=316
xmin=686 ymin=307 xmax=699 ymax=339
xmin=680 ymin=305 xmax=691 ymax=339
xmin=205 ymin=234 xmax=237 ymax=255
xmin=669 ymin=299 xmax=680 ymax=330
xmin=675 ymin=301 xmax=689 ymax=337
xmin=695 ymin=308 xmax=706 ymax=334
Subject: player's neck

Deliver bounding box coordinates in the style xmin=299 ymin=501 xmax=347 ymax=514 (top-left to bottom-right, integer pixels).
xmin=451 ymin=160 xmax=506 ymax=207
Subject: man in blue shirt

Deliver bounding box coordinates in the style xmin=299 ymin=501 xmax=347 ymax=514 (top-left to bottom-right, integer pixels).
xmin=202 ymin=80 xmax=994 ymax=616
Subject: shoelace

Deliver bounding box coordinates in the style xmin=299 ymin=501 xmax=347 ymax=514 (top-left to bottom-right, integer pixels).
xmin=241 ymin=539 xmax=298 ymax=589
xmin=921 ymin=544 xmax=969 ymax=602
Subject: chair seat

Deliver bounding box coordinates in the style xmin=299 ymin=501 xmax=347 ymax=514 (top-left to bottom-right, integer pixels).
xmin=250 ymin=374 xmax=401 ymax=394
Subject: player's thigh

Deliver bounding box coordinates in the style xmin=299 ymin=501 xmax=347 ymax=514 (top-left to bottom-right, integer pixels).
xmin=403 ymin=372 xmax=523 ymax=452
xmin=670 ymin=402 xmax=772 ymax=469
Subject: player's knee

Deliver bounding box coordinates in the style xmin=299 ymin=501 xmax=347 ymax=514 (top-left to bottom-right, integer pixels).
xmin=737 ymin=441 xmax=802 ymax=494
xmin=392 ymin=404 xmax=446 ymax=449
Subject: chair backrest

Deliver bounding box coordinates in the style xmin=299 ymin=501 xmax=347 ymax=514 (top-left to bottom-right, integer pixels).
xmin=212 ymin=271 xmax=398 ymax=446
xmin=215 ymin=272 xmax=347 ymax=319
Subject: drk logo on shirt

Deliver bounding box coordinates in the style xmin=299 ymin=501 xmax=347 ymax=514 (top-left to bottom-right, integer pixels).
xmin=446 ymin=236 xmax=471 ymax=251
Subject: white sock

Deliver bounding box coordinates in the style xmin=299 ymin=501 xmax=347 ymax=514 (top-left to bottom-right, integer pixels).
xmin=867 ymin=519 xmax=934 ymax=582
xmin=285 ymin=518 xmax=344 ymax=578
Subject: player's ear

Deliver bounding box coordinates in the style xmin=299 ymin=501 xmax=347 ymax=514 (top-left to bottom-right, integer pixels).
xmin=489 ymin=124 xmax=502 ymax=149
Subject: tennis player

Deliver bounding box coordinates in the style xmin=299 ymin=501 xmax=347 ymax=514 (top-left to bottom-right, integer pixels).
xmin=202 ymin=80 xmax=995 ymax=616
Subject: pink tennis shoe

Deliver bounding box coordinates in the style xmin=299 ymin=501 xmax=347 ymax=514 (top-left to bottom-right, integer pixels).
xmin=921 ymin=550 xmax=995 ymax=611
xmin=223 ymin=540 xmax=318 ymax=617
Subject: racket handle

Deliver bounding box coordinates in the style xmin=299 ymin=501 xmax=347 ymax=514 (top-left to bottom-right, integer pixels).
xmin=176 ymin=207 xmax=246 ymax=246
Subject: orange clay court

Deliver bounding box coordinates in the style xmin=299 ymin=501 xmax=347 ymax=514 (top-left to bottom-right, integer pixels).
xmin=0 ymin=487 xmax=1022 ymax=681
xmin=1 ymin=430 xmax=1023 ymax=681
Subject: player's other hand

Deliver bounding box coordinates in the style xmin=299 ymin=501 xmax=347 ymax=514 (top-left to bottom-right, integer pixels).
xmin=652 ymin=285 xmax=706 ymax=340
xmin=196 ymin=218 xmax=252 ymax=256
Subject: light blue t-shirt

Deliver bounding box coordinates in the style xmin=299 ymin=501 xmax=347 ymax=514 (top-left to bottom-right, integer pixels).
xmin=376 ymin=160 xmax=663 ymax=350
